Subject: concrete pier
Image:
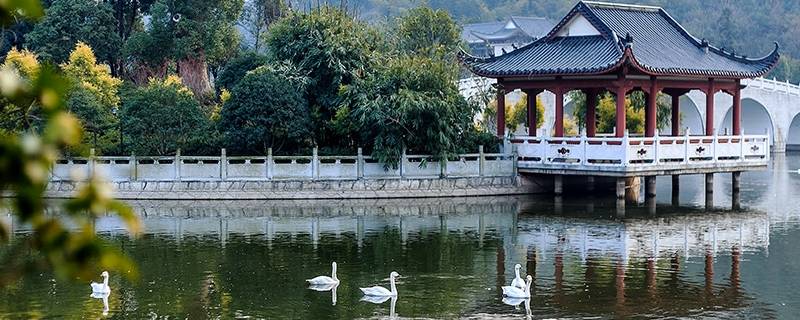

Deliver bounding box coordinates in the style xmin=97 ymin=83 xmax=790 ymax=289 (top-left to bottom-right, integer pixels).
xmin=615 ymin=178 xmax=626 ymax=200
xmin=705 ymin=173 xmax=714 ymax=208
xmin=554 ymin=175 xmax=564 ymax=195
xmin=586 ymin=176 xmax=595 ymax=192
xmin=671 ymin=175 xmax=680 ymax=206
xmin=732 ymin=172 xmax=741 ymax=210
xmin=645 ymin=176 xmax=657 ymax=198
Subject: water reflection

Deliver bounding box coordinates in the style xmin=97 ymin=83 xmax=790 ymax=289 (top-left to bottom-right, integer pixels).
xmin=308 ymin=283 xmax=338 ymax=306
xmin=0 ymin=154 xmax=798 ymax=318
xmin=89 ymin=292 xmax=109 ymax=316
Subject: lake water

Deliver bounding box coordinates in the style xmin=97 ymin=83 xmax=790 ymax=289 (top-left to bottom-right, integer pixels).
xmin=1 ymin=154 xmax=798 ymax=319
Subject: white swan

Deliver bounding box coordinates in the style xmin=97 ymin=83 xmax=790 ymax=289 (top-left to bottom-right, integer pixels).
xmin=501 ymin=275 xmax=531 ymax=298
xmin=90 ymin=271 xmax=111 ymax=294
xmin=360 ymin=271 xmax=400 ymax=296
xmin=306 ymin=262 xmax=339 ymax=285
xmin=510 ymin=264 xmax=525 ymax=289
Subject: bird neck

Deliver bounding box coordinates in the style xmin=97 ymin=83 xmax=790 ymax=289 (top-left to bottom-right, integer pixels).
xmin=332 ymin=265 xmax=338 ymax=280
xmin=103 ymin=275 xmax=109 ymax=286
xmin=390 ymin=276 xmax=397 ymax=294
xmin=515 ymin=268 xmax=521 ymax=278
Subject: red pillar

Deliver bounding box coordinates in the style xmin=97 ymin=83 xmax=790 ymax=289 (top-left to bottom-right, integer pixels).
xmin=706 ymin=79 xmax=715 ymax=136
xmin=526 ymin=89 xmax=542 ymax=136
xmin=497 ymin=86 xmax=506 ymax=137
xmin=732 ymin=81 xmax=742 ymax=135
xmin=585 ymin=89 xmax=597 ymax=137
xmin=671 ymin=93 xmax=681 ymax=136
xmin=555 ymin=88 xmax=564 ymax=137
xmin=615 ymin=86 xmax=627 ymax=137
xmin=645 ymin=78 xmax=658 ymax=137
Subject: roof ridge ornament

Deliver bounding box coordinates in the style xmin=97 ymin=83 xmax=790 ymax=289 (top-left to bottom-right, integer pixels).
xmin=623 ymin=32 xmax=633 ymax=48
xmin=701 ymin=39 xmax=709 ymax=53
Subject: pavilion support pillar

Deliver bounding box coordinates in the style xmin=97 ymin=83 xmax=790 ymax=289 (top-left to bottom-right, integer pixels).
xmin=645 ymin=78 xmax=658 ymax=137
xmin=706 ymin=79 xmax=716 ymax=135
xmin=554 ymin=175 xmax=564 ymax=195
xmin=732 ymin=171 xmax=741 ymax=210
xmin=732 ymin=81 xmax=742 ymax=135
xmin=645 ymin=176 xmax=657 ymax=198
xmin=585 ymin=89 xmax=598 ymax=137
xmin=615 ymin=86 xmax=627 ymax=137
xmin=555 ymin=88 xmax=565 ymax=137
xmin=671 ymin=175 xmax=680 ymax=206
xmin=496 ymin=85 xmax=506 ymax=137
xmin=615 ymin=178 xmax=626 ymax=200
xmin=705 ymin=173 xmax=714 ymax=209
xmin=586 ymin=176 xmax=595 ymax=192
xmin=525 ymin=89 xmax=543 ymax=136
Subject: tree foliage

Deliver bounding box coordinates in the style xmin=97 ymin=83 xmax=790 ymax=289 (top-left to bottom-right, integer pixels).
xmin=219 ymin=65 xmax=311 ymax=155
xmin=506 ymin=94 xmax=545 ymax=134
xmin=238 ymin=0 xmax=288 ymax=52
xmin=393 ymin=6 xmax=462 ymax=59
xmin=26 ymin=0 xmax=121 ymax=64
xmin=571 ymin=90 xmax=669 ymax=135
xmin=120 ymin=75 xmax=212 ymax=155
xmin=340 ymin=56 xmax=478 ymax=166
xmin=0 ymin=48 xmax=42 ymax=132
xmin=124 ymin=0 xmax=243 ymax=98
xmin=595 ymin=93 xmax=646 ymax=135
xmin=265 ymin=6 xmax=380 ymax=148
xmin=215 ymin=52 xmax=267 ymax=93
xmin=62 ymin=42 xmax=122 ymax=109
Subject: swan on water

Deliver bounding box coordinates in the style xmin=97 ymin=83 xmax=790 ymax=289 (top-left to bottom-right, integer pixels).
xmin=90 ymin=271 xmax=111 ymax=294
xmin=501 ymin=275 xmax=532 ymax=298
xmin=510 ymin=264 xmax=525 ymax=289
xmin=360 ymin=271 xmax=400 ymax=297
xmin=306 ymin=262 xmax=339 ymax=285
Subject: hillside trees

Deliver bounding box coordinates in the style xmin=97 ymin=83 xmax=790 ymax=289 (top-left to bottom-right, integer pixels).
xmin=125 ymin=0 xmax=243 ymax=99
xmin=26 ymin=0 xmax=121 ymax=65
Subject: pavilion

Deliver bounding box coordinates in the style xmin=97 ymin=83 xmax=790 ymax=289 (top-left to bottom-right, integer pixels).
xmin=459 ymin=1 xmax=779 ymax=205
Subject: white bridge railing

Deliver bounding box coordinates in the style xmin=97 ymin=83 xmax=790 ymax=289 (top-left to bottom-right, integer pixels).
xmin=51 ymin=147 xmax=516 ymax=182
xmin=742 ymin=77 xmax=800 ymax=96
xmin=512 ymin=132 xmax=769 ymax=171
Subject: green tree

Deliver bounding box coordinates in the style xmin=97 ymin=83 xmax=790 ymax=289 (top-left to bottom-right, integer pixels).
xmin=596 ymin=93 xmax=646 ymax=134
xmin=265 ymin=6 xmax=380 ymax=149
xmin=26 ymin=0 xmax=121 ymax=64
xmin=339 ymin=55 xmax=478 ymax=166
xmin=215 ymin=52 xmax=267 ymax=93
xmin=124 ymin=0 xmax=243 ymax=99
xmin=506 ymin=93 xmax=545 ymax=134
xmin=219 ymin=65 xmax=311 ymax=155
xmin=0 ymin=0 xmax=139 ymax=287
xmin=572 ymin=90 xmax=669 ymax=134
xmin=120 ymin=75 xmax=212 ymax=155
xmin=393 ymin=6 xmax=463 ymax=59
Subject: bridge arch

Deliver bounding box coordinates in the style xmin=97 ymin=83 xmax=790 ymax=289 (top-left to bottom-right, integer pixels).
xmin=719 ymin=98 xmax=776 ymax=145
xmin=788 ymin=113 xmax=800 ymax=151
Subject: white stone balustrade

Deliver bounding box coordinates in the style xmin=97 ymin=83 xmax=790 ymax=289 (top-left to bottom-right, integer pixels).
xmin=50 ymin=147 xmax=516 ymax=182
xmin=512 ymin=132 xmax=769 ymax=175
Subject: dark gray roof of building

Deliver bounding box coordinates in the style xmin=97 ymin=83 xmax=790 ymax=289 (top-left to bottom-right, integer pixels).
xmin=460 ymin=1 xmax=780 ymax=79
xmin=463 ymin=16 xmax=555 ymax=43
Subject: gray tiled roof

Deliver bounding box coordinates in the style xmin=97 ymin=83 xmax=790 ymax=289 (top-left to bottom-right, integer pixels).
xmin=460 ymin=1 xmax=779 ymax=79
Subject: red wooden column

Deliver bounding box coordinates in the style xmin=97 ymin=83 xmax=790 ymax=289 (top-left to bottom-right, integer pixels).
xmin=615 ymin=86 xmax=627 ymax=137
xmin=732 ymin=80 xmax=742 ymax=135
xmin=671 ymin=93 xmax=681 ymax=136
xmin=645 ymin=78 xmax=658 ymax=137
xmin=496 ymin=85 xmax=506 ymax=137
xmin=585 ymin=89 xmax=598 ymax=137
xmin=554 ymin=88 xmax=565 ymax=137
xmin=706 ymin=78 xmax=715 ymax=135
xmin=525 ymin=89 xmax=543 ymax=136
